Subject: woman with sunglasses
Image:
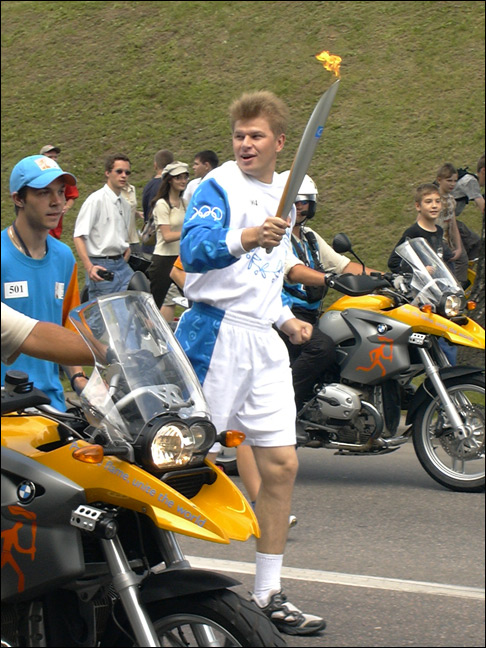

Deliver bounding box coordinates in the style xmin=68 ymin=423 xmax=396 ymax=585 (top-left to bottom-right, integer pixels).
xmin=147 ymin=161 xmax=189 ymax=321
xmin=73 ymin=153 xmax=135 ymax=300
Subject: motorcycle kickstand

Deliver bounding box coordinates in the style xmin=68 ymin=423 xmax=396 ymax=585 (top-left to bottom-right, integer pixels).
xmin=101 ymin=536 xmax=161 ymax=647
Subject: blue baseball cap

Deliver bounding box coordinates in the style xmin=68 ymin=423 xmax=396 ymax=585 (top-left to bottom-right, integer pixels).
xmin=10 ymin=155 xmax=77 ymax=193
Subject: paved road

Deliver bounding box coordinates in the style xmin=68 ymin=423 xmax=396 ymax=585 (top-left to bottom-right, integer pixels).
xmin=178 ymin=442 xmax=485 ymax=647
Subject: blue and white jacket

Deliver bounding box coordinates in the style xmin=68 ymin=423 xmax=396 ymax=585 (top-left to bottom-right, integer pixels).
xmin=180 ymin=161 xmax=295 ymax=329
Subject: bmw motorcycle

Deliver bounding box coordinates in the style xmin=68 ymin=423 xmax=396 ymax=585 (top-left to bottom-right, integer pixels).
xmin=217 ymin=236 xmax=485 ymax=491
xmin=296 ymin=235 xmax=485 ymax=493
xmin=1 ymin=292 xmax=285 ymax=647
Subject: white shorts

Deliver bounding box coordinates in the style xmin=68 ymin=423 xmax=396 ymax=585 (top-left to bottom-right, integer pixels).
xmin=192 ymin=308 xmax=297 ymax=449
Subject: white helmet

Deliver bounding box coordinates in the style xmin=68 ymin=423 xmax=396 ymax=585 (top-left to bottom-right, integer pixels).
xmin=295 ymin=174 xmax=318 ymax=203
xmin=280 ymin=171 xmax=318 ymax=219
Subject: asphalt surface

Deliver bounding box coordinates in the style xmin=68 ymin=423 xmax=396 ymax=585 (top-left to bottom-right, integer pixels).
xmin=178 ymin=442 xmax=485 ymax=647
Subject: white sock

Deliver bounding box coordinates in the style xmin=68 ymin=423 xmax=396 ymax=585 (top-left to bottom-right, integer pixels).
xmin=253 ymin=552 xmax=283 ymax=605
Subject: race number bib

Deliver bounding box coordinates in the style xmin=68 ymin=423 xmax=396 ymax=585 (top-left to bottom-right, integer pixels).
xmin=4 ymin=281 xmax=28 ymax=299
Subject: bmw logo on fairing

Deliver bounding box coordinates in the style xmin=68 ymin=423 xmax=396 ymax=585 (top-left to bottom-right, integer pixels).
xmin=17 ymin=481 xmax=36 ymax=504
xmin=377 ymin=324 xmax=388 ymax=334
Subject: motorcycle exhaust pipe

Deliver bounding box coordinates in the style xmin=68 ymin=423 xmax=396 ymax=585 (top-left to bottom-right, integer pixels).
xmin=380 ymin=430 xmax=412 ymax=448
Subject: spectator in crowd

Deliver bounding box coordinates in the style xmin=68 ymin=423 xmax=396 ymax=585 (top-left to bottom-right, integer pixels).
xmin=40 ymin=144 xmax=79 ymax=239
xmin=435 ymin=163 xmax=467 ymax=286
xmin=183 ymin=149 xmax=219 ymax=204
xmin=453 ymin=154 xmax=485 ymax=218
xmin=1 ymin=155 xmax=88 ymax=409
xmin=452 ymin=154 xmax=484 ymax=262
xmin=388 ymin=182 xmax=457 ymax=364
xmin=121 ymin=175 xmax=143 ymax=255
xmin=141 ymin=149 xmax=174 ymax=256
xmin=73 ymin=153 xmax=134 ymax=300
xmin=147 ymin=161 xmax=189 ymax=321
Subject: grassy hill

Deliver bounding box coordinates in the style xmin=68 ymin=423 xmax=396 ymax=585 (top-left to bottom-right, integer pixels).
xmin=1 ymin=0 xmax=485 ymax=277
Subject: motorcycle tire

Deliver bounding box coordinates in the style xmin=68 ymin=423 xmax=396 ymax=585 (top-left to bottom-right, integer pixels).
xmin=139 ymin=590 xmax=286 ymax=647
xmin=412 ymin=375 xmax=485 ymax=492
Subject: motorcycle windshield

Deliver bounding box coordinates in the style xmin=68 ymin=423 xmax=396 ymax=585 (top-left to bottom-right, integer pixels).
xmin=69 ymin=292 xmax=210 ymax=442
xmin=395 ymin=238 xmax=464 ymax=307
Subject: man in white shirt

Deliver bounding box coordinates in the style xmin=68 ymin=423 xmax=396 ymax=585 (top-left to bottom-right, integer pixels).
xmin=73 ymin=153 xmax=134 ymax=299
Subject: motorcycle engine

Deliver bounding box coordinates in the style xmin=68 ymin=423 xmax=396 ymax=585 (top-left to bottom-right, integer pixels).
xmin=300 ymin=382 xmax=401 ymax=446
xmin=315 ymin=383 xmax=362 ymax=419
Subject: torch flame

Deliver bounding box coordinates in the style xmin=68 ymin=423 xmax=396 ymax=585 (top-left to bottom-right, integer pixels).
xmin=315 ymin=50 xmax=342 ymax=78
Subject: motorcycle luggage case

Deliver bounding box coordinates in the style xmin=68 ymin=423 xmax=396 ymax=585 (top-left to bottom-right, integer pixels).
xmin=1 ymin=448 xmax=86 ymax=603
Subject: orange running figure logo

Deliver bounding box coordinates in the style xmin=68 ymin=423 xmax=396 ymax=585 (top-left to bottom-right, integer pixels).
xmin=1 ymin=505 xmax=37 ymax=593
xmin=356 ymin=336 xmax=394 ymax=377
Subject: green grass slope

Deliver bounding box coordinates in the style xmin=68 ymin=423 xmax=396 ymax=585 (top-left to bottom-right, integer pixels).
xmin=1 ymin=0 xmax=484 ymax=274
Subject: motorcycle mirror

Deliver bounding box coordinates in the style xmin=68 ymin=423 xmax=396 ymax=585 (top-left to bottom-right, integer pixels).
xmin=333 ymin=233 xmax=367 ymax=273
xmin=128 ymin=270 xmax=151 ymax=293
xmin=332 ymin=233 xmax=352 ymax=254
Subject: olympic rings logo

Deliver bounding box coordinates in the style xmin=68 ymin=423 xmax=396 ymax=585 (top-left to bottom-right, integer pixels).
xmin=188 ymin=205 xmax=224 ymax=222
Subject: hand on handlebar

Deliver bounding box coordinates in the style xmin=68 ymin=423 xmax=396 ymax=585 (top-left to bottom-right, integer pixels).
xmin=324 ymin=272 xmax=337 ymax=287
xmin=392 ymin=273 xmax=411 ymax=292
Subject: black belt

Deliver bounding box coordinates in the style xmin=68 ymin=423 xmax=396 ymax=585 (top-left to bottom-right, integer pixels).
xmin=91 ymin=255 xmax=123 ymax=260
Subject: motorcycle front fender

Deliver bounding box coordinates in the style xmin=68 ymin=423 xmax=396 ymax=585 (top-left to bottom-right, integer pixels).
xmin=140 ymin=567 xmax=240 ymax=604
xmin=406 ymin=365 xmax=485 ymax=424
xmin=36 ymin=443 xmax=259 ymax=544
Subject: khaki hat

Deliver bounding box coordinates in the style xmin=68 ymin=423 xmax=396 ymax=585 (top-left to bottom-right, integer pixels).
xmin=40 ymin=144 xmax=61 ymax=155
xmin=162 ymin=161 xmax=189 ymax=177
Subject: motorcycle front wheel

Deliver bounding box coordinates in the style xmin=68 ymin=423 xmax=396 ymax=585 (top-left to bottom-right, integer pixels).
xmin=413 ymin=375 xmax=485 ymax=492
xmin=143 ymin=590 xmax=286 ymax=647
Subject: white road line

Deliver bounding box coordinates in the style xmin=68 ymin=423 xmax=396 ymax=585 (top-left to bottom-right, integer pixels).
xmin=186 ymin=556 xmax=485 ymax=600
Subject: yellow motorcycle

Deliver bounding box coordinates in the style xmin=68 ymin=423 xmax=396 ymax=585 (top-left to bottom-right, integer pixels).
xmin=296 ymin=236 xmax=485 ymax=492
xmin=1 ymin=292 xmax=285 ymax=647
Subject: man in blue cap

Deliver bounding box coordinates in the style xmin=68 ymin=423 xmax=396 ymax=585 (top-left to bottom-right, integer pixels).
xmin=1 ymin=155 xmax=89 ymax=409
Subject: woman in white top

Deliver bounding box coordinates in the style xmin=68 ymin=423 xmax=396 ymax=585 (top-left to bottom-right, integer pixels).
xmin=147 ymin=161 xmax=189 ymax=319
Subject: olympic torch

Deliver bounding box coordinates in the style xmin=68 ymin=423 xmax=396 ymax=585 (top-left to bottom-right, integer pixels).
xmin=267 ymin=50 xmax=341 ymax=252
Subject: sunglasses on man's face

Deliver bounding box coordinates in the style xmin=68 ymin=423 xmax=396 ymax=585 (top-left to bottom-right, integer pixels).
xmin=114 ymin=168 xmax=131 ymax=175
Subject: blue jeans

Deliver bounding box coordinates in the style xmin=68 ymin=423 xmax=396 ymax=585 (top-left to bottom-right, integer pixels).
xmin=438 ymin=337 xmax=457 ymax=366
xmin=87 ymin=257 xmax=134 ymax=300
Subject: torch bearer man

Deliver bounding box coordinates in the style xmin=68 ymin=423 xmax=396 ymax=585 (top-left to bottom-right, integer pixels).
xmin=175 ymin=91 xmax=326 ymax=637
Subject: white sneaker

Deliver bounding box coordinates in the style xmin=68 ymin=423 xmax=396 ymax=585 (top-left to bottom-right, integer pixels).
xmin=251 ymin=588 xmax=326 ymax=636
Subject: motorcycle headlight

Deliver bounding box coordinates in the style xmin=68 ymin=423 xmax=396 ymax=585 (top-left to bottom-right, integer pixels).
xmin=441 ymin=293 xmax=463 ymax=318
xmin=140 ymin=417 xmax=216 ymax=471
xmin=147 ymin=421 xmax=195 ymax=470
xmin=189 ymin=420 xmax=217 ymax=451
